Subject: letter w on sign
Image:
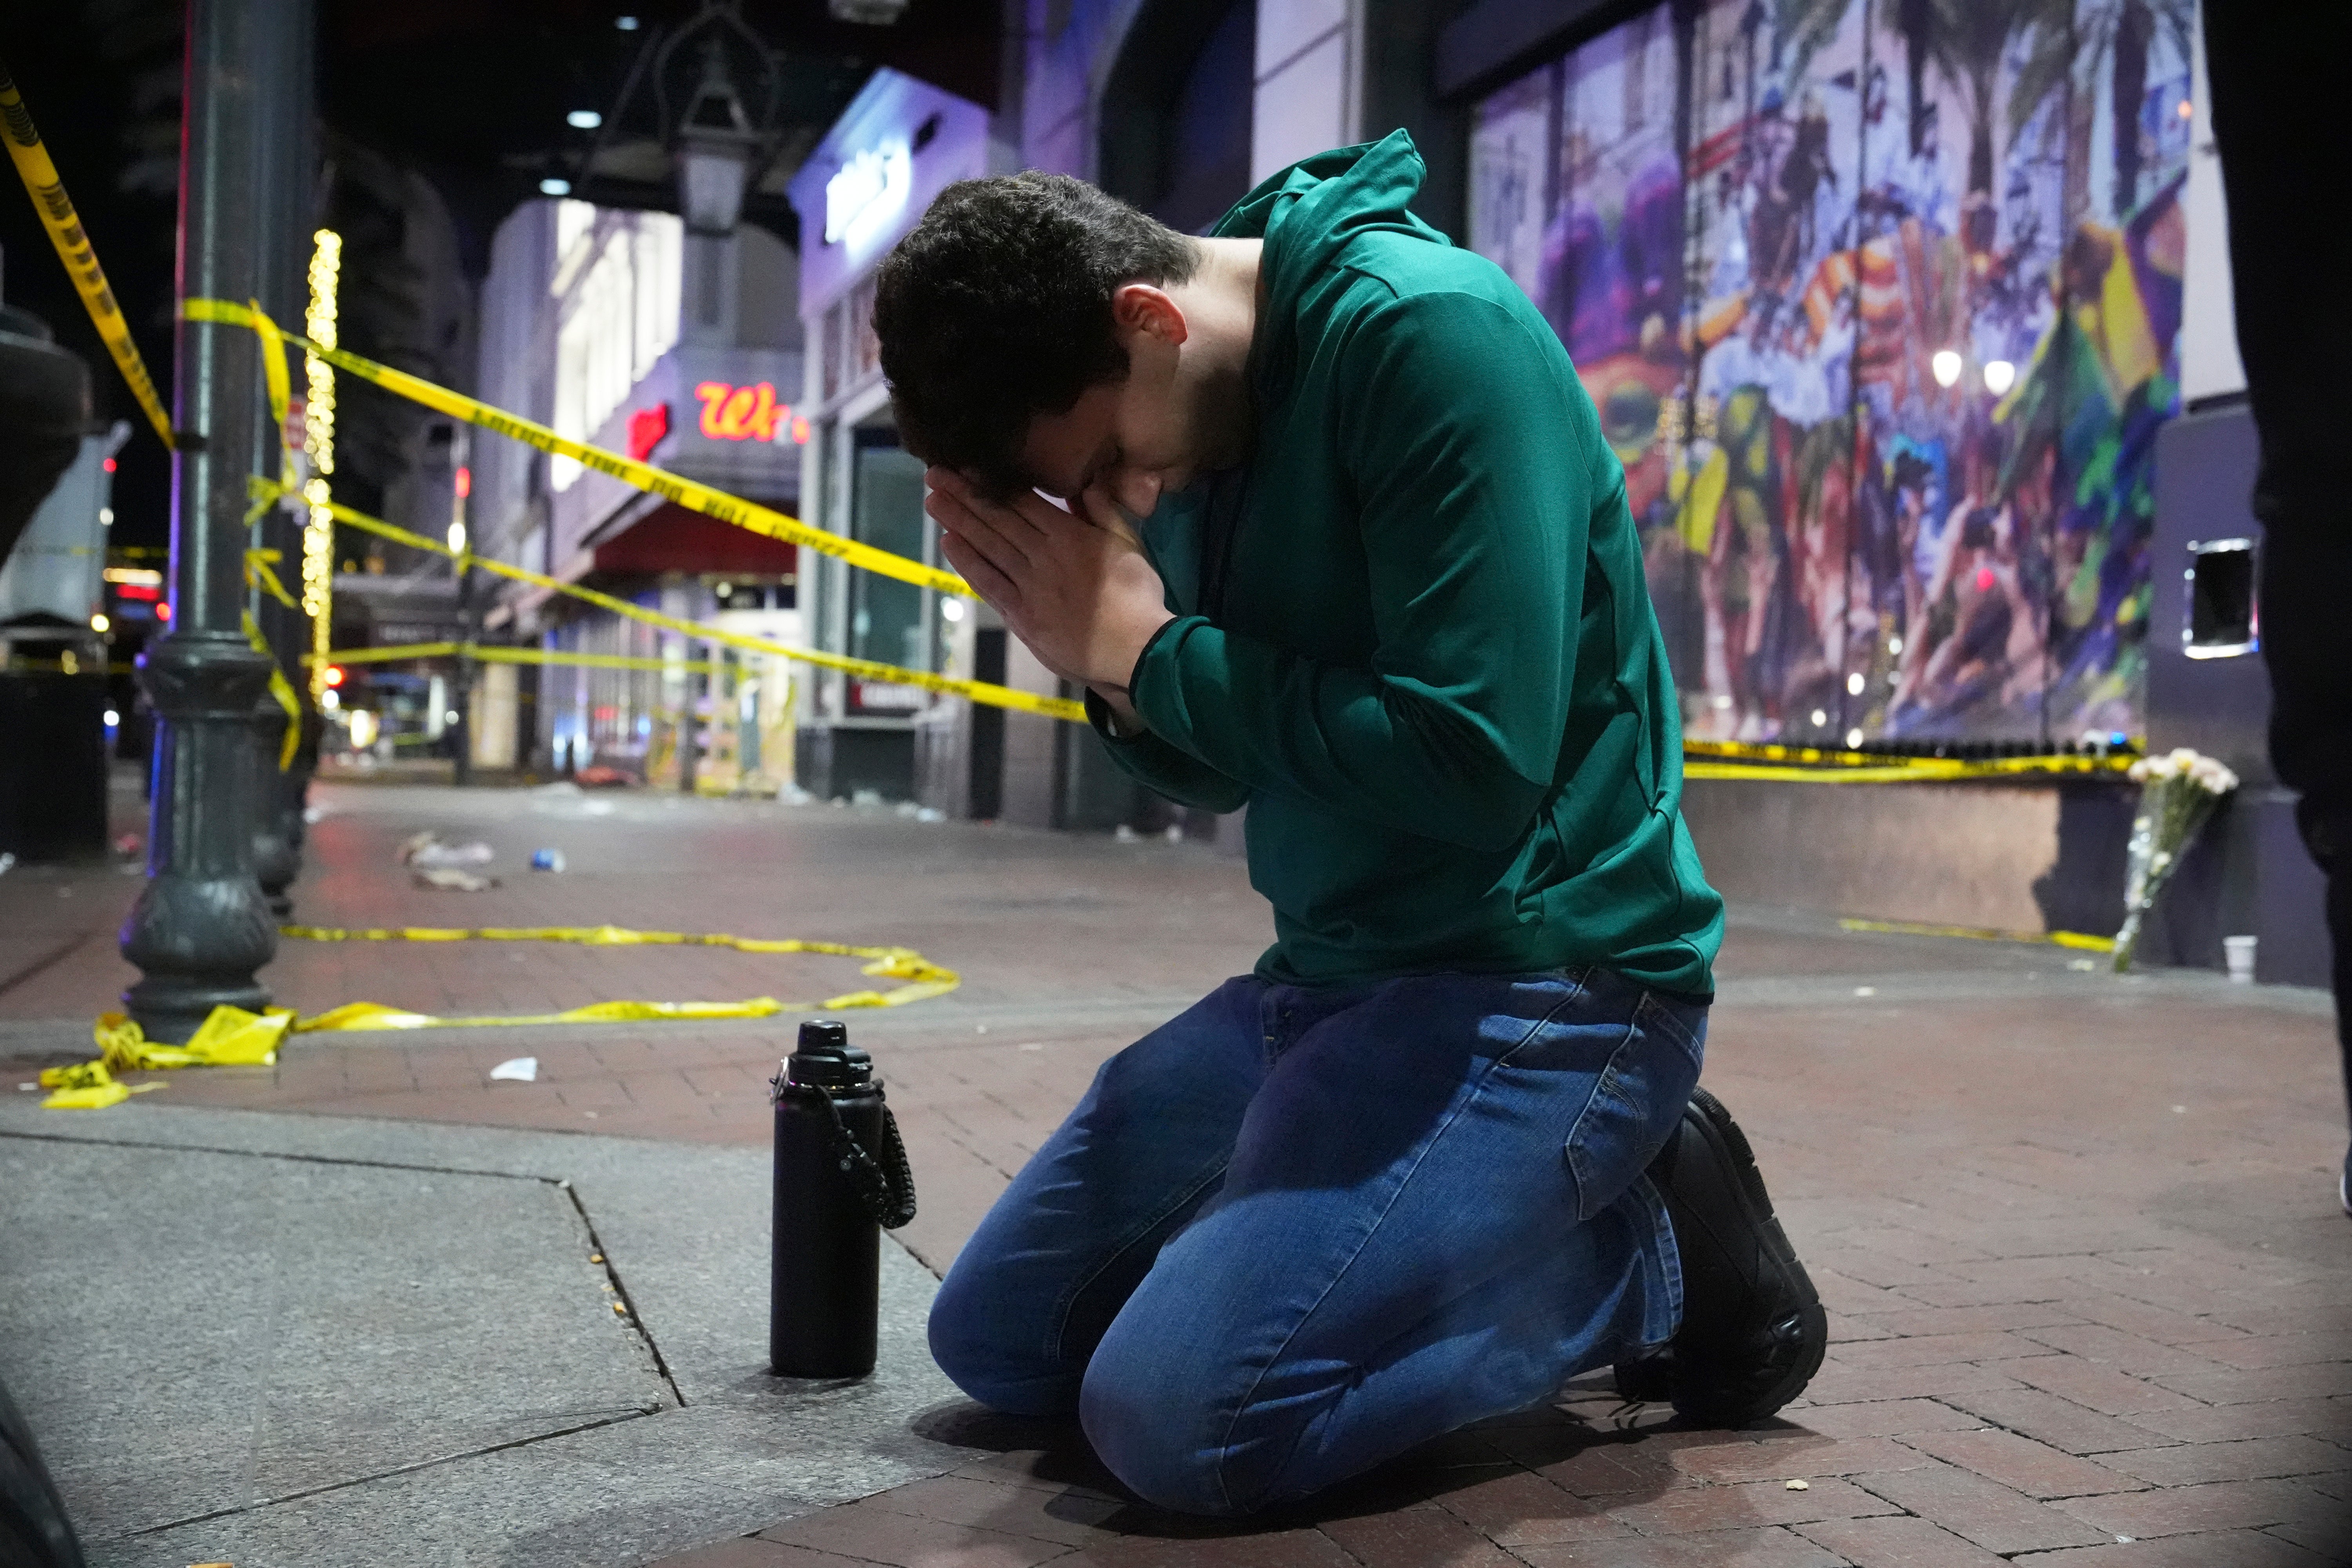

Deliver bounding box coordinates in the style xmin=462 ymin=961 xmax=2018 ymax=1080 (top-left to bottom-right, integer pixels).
xmin=694 ymin=379 xmax=786 ymax=441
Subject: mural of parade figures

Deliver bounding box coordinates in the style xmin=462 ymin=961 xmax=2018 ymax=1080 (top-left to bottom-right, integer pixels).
xmin=1468 ymin=0 xmax=2192 ymax=745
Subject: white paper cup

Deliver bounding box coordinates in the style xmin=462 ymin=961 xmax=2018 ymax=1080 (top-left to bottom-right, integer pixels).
xmin=2223 ymin=934 xmax=2258 ymax=984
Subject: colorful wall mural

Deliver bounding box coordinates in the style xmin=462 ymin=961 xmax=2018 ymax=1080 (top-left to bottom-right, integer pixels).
xmin=1470 ymin=0 xmax=2194 ymax=744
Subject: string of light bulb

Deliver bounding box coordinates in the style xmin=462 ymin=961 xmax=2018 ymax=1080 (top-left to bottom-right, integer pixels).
xmin=302 ymin=227 xmax=341 ymax=700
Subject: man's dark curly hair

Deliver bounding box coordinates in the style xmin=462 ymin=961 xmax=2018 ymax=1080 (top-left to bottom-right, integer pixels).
xmin=874 ymin=172 xmax=1197 ymax=498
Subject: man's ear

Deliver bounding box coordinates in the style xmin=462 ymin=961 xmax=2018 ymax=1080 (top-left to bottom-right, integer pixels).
xmin=1110 ymin=283 xmax=1188 ymax=348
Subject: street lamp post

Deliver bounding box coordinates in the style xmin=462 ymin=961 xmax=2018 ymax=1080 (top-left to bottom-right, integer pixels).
xmin=119 ymin=0 xmax=295 ymax=1041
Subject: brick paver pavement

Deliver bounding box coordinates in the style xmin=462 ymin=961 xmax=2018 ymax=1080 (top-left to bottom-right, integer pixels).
xmin=4 ymin=777 xmax=2347 ymax=1566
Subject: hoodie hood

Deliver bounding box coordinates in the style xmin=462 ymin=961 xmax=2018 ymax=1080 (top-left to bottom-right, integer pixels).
xmin=1211 ymin=130 xmax=1451 ymax=399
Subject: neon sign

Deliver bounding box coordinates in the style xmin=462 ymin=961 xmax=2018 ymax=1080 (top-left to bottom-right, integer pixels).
xmin=692 ymin=381 xmax=808 ymax=445
xmin=628 ymin=403 xmax=670 ymax=460
xmin=824 ymin=139 xmax=911 ymax=247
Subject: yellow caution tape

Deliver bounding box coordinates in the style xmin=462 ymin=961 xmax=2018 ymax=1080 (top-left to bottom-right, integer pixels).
xmin=95 ymin=1004 xmax=295 ymax=1069
xmin=273 ymin=481 xmax=1085 ymax=723
xmin=239 ymin=606 xmax=304 ymax=769
xmin=330 ymin=642 xmax=738 ymax=678
xmin=0 ymin=58 xmax=174 ymax=447
xmin=1687 ymin=738 xmax=1906 ymax=768
xmin=49 ymin=927 xmax=961 ymax=1108
xmin=284 ymin=921 xmax=959 ymax=1023
xmin=1687 ymin=761 xmax=1976 ymax=784
xmin=1685 ymin=736 xmax=2135 ymax=782
xmin=36 ymin=1061 xmax=162 ymax=1111
xmin=246 ymin=546 xmax=301 ymax=612
xmin=191 ymin=298 xmax=971 ymax=599
xmin=42 ymin=1005 xmax=291 ymax=1108
xmin=1838 ymin=917 xmax=2116 ymax=952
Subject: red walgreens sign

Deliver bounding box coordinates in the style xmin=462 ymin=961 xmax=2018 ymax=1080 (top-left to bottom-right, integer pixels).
xmin=692 ymin=381 xmax=808 ymax=445
xmin=627 ymin=404 xmax=670 ymax=460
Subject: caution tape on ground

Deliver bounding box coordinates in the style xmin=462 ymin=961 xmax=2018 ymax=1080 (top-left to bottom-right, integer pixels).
xmin=1689 ymin=761 xmax=2017 ymax=784
xmin=268 ymin=479 xmax=1085 ymax=723
xmin=0 ymin=57 xmax=174 ymax=446
xmin=41 ymin=925 xmax=961 ymax=1110
xmin=1685 ymin=737 xmax=2134 ymax=784
xmin=1838 ymin=917 xmax=2116 ymax=953
xmin=279 ymin=923 xmax=962 ymax=1027
xmin=190 ymin=298 xmax=969 ymax=599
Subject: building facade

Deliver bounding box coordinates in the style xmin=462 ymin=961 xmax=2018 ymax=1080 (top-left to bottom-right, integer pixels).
xmin=786 ymin=70 xmax=1000 ymax=811
xmin=472 ymin=198 xmax=807 ymax=790
xmin=779 ymin=0 xmax=1458 ymax=831
xmin=450 ymin=0 xmax=2278 ymax=974
xmin=764 ymin=0 xmax=2302 ymax=981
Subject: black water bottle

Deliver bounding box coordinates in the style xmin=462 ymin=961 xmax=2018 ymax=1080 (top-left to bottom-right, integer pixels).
xmin=769 ymin=1018 xmax=915 ymax=1378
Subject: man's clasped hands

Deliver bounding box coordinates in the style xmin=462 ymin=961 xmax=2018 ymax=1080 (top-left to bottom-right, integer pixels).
xmin=923 ymin=469 xmax=1174 ymax=730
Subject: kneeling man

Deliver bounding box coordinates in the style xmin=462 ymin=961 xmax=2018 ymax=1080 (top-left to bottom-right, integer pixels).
xmin=873 ymin=131 xmax=1825 ymax=1517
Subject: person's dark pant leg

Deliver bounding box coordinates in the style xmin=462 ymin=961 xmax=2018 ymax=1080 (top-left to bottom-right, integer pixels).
xmin=2295 ymin=794 xmax=2352 ymax=1125
xmin=2205 ymin=0 xmax=2352 ymax=1134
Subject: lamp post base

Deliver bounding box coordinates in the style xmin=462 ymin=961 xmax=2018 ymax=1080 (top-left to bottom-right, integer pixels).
xmin=120 ymin=632 xmax=279 ymax=1044
xmin=120 ymin=875 xmax=277 ymax=1042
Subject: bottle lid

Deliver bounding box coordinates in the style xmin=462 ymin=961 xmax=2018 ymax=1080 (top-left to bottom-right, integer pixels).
xmin=785 ymin=1018 xmax=873 ymax=1090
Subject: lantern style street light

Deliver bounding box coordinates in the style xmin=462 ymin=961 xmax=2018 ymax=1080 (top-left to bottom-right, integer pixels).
xmin=673 ymin=35 xmax=764 ymax=236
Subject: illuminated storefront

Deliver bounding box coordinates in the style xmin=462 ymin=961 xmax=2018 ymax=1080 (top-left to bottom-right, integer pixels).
xmin=788 ymin=70 xmax=995 ymax=809
xmin=472 ymin=195 xmax=806 ymax=788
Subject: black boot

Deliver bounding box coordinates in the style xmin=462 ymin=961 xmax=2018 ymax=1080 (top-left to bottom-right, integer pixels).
xmin=1615 ymin=1086 xmax=1827 ymax=1426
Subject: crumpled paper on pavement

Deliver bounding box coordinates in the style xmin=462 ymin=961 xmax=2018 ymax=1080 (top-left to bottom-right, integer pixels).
xmin=399 ymin=831 xmax=494 ymax=868
xmin=412 ymin=867 xmax=499 ymax=891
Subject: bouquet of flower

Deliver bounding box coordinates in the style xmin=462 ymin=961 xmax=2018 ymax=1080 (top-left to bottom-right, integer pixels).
xmin=2112 ymin=747 xmax=2241 ymax=973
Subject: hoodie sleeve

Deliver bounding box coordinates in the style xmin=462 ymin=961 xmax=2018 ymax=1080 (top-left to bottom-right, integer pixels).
xmin=1083 ymin=687 xmax=1253 ymax=814
xmin=1127 ymin=288 xmax=1596 ymax=853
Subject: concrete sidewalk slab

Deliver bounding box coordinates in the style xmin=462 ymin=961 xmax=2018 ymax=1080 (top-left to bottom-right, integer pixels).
xmin=0 ymin=1100 xmax=980 ymax=1568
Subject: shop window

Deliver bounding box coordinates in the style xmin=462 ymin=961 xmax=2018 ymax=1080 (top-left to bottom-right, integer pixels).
xmin=851 ymin=274 xmax=882 ymax=383
xmin=847 ymin=427 xmax=931 ymax=710
xmin=550 ymin=208 xmax=682 ymax=490
xmin=822 ymin=299 xmax=846 ymax=403
xmin=2183 ymin=538 xmax=2257 ymax=659
xmin=1100 ymin=0 xmax=1256 ymax=236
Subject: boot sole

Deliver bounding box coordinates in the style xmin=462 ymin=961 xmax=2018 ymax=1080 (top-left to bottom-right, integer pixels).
xmin=1668 ymin=1086 xmax=1828 ymax=1426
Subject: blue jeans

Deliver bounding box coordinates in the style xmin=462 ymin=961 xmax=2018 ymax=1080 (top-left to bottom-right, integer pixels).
xmin=927 ymin=965 xmax=1706 ymax=1515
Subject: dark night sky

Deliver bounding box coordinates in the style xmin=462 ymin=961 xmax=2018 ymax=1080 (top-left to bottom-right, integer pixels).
xmin=0 ymin=0 xmax=997 ymax=555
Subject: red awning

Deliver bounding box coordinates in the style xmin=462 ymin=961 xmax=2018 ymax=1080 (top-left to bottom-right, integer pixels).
xmin=590 ymin=503 xmax=798 ymax=577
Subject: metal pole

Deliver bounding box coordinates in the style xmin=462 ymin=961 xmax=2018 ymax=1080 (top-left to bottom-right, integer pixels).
xmin=679 ymin=660 xmax=700 ymax=794
xmin=120 ymin=0 xmax=284 ymax=1041
xmin=250 ymin=0 xmax=315 ymax=917
xmin=451 ymin=429 xmax=474 ymax=786
xmin=451 ymin=573 xmax=475 ymax=785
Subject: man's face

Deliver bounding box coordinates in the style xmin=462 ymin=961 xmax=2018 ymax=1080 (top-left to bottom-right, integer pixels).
xmin=1012 ymin=284 xmax=1212 ymax=522
xmin=1017 ymin=375 xmax=1195 ymax=522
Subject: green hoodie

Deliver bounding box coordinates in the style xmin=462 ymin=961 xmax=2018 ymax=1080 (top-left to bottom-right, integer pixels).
xmin=1093 ymin=131 xmax=1723 ymax=997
